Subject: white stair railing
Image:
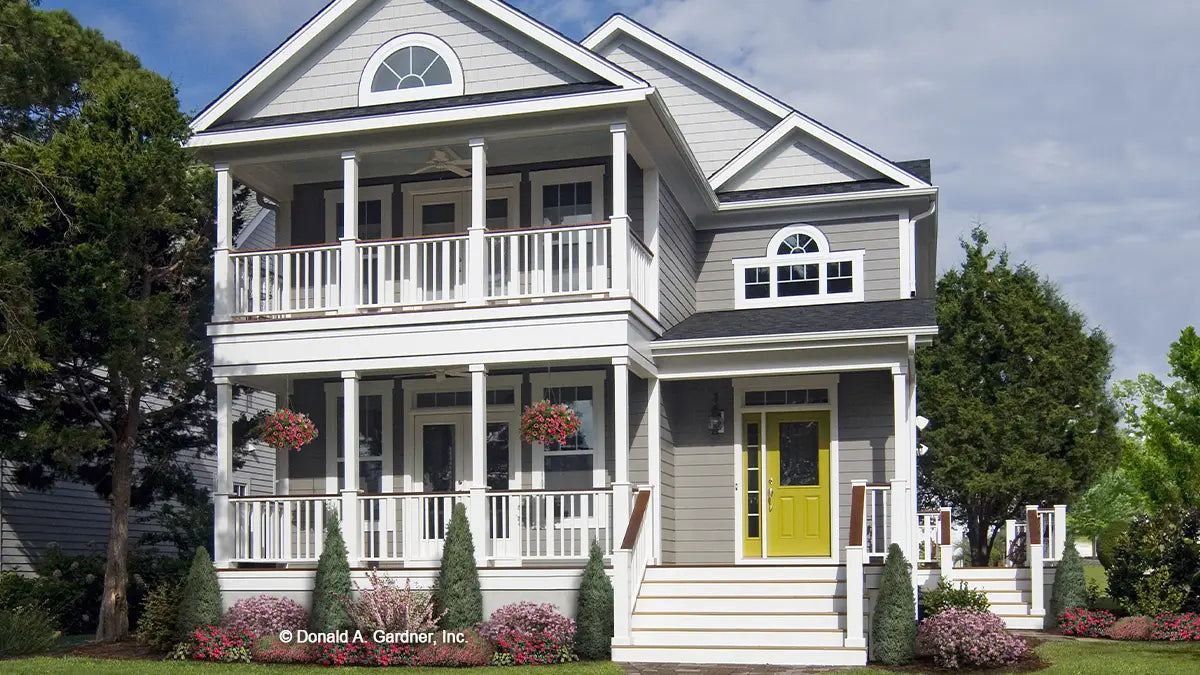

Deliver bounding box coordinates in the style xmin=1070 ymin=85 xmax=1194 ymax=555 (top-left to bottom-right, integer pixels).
xmin=629 ymin=234 xmax=653 ymax=309
xmin=612 ymin=487 xmax=654 ymax=648
xmin=863 ymin=483 xmax=891 ymax=561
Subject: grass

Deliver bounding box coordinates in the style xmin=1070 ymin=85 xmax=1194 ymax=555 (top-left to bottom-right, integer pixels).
xmin=0 ymin=658 xmax=623 ymax=675
xmin=832 ymin=639 xmax=1200 ymax=674
xmin=1082 ymin=560 xmax=1108 ymax=594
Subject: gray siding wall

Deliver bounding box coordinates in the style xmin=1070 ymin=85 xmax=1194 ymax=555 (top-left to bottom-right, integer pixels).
xmin=836 ymin=371 xmax=895 ymax=550
xmin=662 ymin=379 xmax=735 ymax=564
xmin=695 ymin=215 xmax=902 ymax=312
xmin=724 ymin=136 xmax=873 ymax=192
xmin=629 ymin=376 xmax=649 ymax=487
xmin=657 ymin=180 xmax=697 ymax=329
xmin=0 ymin=392 xmax=275 ymax=573
xmin=659 ymin=391 xmax=677 ymax=562
xmin=601 ymin=41 xmax=773 ymax=177
xmin=244 ymin=0 xmax=583 ymax=119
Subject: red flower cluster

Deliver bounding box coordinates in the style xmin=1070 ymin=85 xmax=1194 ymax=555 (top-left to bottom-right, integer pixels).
xmin=169 ymin=626 xmax=254 ymax=663
xmin=1058 ymin=607 xmax=1116 ymax=637
xmin=260 ymin=409 xmax=318 ymax=451
xmin=1150 ymin=613 xmax=1200 ymax=641
xmin=311 ymin=640 xmax=419 ymax=666
xmin=490 ymin=630 xmax=578 ymax=666
xmin=520 ymin=400 xmax=581 ymax=445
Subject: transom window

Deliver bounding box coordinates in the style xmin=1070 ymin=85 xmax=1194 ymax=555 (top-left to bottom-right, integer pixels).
xmin=733 ymin=224 xmax=865 ymax=308
xmin=359 ymin=34 xmax=464 ymax=106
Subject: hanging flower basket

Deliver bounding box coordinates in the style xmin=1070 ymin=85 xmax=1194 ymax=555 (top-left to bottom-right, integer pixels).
xmin=260 ymin=409 xmax=318 ymax=451
xmin=520 ymin=400 xmax=581 ymax=445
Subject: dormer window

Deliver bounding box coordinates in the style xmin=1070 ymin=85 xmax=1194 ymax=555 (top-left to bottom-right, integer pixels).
xmin=358 ymin=34 xmax=464 ymax=106
xmin=733 ymin=225 xmax=865 ymax=308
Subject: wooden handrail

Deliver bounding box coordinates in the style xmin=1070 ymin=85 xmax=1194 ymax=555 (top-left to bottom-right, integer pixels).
xmin=1027 ymin=508 xmax=1042 ymax=545
xmin=940 ymin=513 xmax=952 ymax=546
xmin=849 ymin=483 xmax=866 ymax=547
xmin=619 ymin=489 xmax=652 ymax=550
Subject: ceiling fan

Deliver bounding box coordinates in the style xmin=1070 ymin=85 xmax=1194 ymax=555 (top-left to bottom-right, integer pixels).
xmin=413 ymin=147 xmax=472 ymax=177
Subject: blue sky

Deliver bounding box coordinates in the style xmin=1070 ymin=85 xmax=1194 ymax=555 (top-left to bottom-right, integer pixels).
xmin=40 ymin=0 xmax=1200 ymax=385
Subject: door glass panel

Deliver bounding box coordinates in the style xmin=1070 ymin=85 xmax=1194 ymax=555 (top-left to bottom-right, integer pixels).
xmin=778 ymin=421 xmax=819 ymax=486
xmin=421 ymin=202 xmax=456 ymax=235
xmin=544 ymin=455 xmax=592 ymax=490
xmin=745 ymin=422 xmax=761 ymax=539
xmin=541 ymin=181 xmax=593 ymax=226
xmin=422 ymin=424 xmax=455 ymax=492
xmin=486 ymin=423 xmax=509 ymax=490
xmin=335 ymin=200 xmax=384 ymax=240
xmin=335 ymin=395 xmax=384 ymax=493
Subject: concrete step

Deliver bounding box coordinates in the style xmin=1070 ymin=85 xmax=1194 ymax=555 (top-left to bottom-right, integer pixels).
xmin=635 ymin=595 xmax=847 ymax=614
xmin=999 ymin=614 xmax=1047 ymax=630
xmin=631 ymin=611 xmax=845 ymax=631
xmin=630 ymin=627 xmax=846 ymax=648
xmin=612 ymin=644 xmax=867 ymax=666
xmin=644 ymin=565 xmax=844 ymax=582
xmin=980 ymin=590 xmax=1031 ymax=604
xmin=638 ymin=580 xmax=843 ymax=597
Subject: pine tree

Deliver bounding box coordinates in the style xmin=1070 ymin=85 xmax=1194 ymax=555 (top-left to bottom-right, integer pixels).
xmin=433 ymin=502 xmax=482 ymax=630
xmin=309 ymin=512 xmax=352 ymax=632
xmin=175 ymin=547 xmax=221 ymax=637
xmin=1050 ymin=535 xmax=1088 ymax=623
xmin=575 ymin=539 xmax=613 ymax=660
xmin=871 ymin=543 xmax=916 ymax=665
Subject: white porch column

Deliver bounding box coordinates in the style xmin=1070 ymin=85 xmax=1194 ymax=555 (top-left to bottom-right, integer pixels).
xmin=469 ymin=364 xmax=488 ymax=564
xmin=890 ymin=366 xmax=914 ymax=565
xmin=213 ymin=164 xmax=233 ymax=322
xmin=341 ymin=371 xmax=361 ymax=566
xmin=214 ymin=378 xmax=234 ymax=567
xmin=467 ymin=138 xmax=487 ymax=305
xmin=647 ymin=375 xmax=662 ymax=562
xmin=610 ymin=123 xmax=630 ymax=296
xmin=642 ymin=166 xmax=660 ymax=318
xmin=339 ymin=151 xmax=359 ymax=314
xmin=612 ymin=357 xmax=632 ymax=542
xmin=1027 ymin=506 xmax=1046 ymax=620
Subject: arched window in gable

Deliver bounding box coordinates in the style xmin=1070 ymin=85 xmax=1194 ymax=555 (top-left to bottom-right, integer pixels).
xmin=358 ymin=34 xmax=464 ymax=105
xmin=734 ymin=225 xmax=865 ymax=308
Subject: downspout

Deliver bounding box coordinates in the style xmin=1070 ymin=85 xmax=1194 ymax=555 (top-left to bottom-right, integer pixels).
xmin=908 ymin=199 xmax=937 ymax=297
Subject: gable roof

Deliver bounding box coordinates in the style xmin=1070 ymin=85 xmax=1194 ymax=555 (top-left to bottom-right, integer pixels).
xmin=191 ymin=0 xmax=647 ymax=134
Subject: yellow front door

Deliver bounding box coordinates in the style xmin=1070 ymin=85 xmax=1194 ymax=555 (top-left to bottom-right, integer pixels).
xmin=765 ymin=411 xmax=830 ymax=556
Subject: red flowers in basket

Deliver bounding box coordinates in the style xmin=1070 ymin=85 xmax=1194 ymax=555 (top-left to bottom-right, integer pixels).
xmin=260 ymin=409 xmax=318 ymax=451
xmin=520 ymin=400 xmax=581 ymax=445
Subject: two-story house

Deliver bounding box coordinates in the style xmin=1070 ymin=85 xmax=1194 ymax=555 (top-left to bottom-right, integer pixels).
xmin=190 ymin=0 xmax=957 ymax=665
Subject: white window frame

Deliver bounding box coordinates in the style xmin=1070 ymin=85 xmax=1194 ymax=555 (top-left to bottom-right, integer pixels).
xmin=324 ymin=380 xmax=395 ymax=494
xmin=402 ymin=376 xmax=522 ymax=492
xmin=358 ymin=33 xmax=465 ymax=106
xmin=529 ymin=370 xmax=607 ymax=489
xmin=400 ymin=175 xmax=520 ymax=237
xmin=733 ymin=224 xmax=865 ymax=309
xmin=529 ymin=166 xmax=607 ymax=228
xmin=324 ymin=184 xmax=395 ymax=242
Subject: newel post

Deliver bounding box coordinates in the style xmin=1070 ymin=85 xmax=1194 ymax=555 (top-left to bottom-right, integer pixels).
xmin=938 ymin=506 xmax=954 ymax=579
xmin=845 ymin=481 xmax=867 ymax=649
xmin=1027 ymin=506 xmax=1045 ymax=619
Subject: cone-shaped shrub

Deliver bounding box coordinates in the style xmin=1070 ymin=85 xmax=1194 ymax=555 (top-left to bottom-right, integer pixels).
xmin=176 ymin=546 xmax=222 ymax=637
xmin=433 ymin=502 xmax=482 ymax=630
xmin=871 ymin=543 xmax=916 ymax=665
xmin=575 ymin=539 xmax=613 ymax=660
xmin=309 ymin=512 xmax=352 ymax=632
xmin=1051 ymin=535 xmax=1087 ymax=623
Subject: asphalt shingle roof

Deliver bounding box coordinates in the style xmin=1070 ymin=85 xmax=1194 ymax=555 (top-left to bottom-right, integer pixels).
xmin=657 ymin=298 xmax=937 ymax=342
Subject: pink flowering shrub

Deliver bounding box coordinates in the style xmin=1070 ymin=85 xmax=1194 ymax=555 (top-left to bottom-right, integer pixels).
xmin=340 ymin=570 xmax=441 ymax=634
xmin=311 ymin=640 xmax=419 ymax=666
xmin=260 ymin=409 xmax=318 ymax=451
xmin=1150 ymin=613 xmax=1200 ymax=641
xmin=1058 ymin=607 xmax=1116 ymax=637
xmin=915 ymin=608 xmax=1030 ymax=670
xmin=477 ymin=601 xmax=576 ymax=644
xmin=520 ymin=401 xmax=581 ymax=445
xmin=168 ymin=626 xmax=253 ymax=663
xmin=417 ymin=630 xmax=494 ymax=666
xmin=252 ymin=636 xmax=315 ymax=663
xmin=1107 ymin=616 xmax=1154 ymax=641
xmin=221 ymin=594 xmax=307 ymax=639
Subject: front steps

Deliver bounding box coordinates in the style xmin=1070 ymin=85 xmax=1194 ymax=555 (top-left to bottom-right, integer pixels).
xmin=945 ymin=568 xmax=1048 ymax=630
xmin=612 ymin=565 xmax=866 ymax=666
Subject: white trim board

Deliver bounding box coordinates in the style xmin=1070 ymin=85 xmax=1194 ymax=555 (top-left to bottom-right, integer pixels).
xmin=190 ymin=0 xmax=647 ymax=133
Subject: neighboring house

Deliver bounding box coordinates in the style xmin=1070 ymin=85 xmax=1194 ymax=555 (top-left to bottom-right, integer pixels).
xmin=0 ymin=393 xmax=276 ymax=573
xmin=189 ymin=1 xmax=1062 ymax=665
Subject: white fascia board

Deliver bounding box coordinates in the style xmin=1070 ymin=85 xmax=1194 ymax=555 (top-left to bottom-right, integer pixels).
xmin=715 ymin=186 xmax=938 ymax=212
xmin=710 ymin=113 xmax=932 ymax=190
xmin=643 ymin=92 xmax=720 ymax=211
xmin=583 ymin=15 xmax=791 ymax=120
xmin=650 ymin=325 xmax=939 ymax=353
xmin=188 ymin=87 xmax=652 ymax=150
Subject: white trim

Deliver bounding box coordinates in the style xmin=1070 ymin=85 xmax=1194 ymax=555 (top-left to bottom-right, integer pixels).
xmin=529 ymin=370 xmax=608 ymax=489
xmin=190 ymin=0 xmax=645 ymax=134
xmin=234 ymin=206 xmax=274 ymax=249
xmin=583 ymin=15 xmax=791 ymax=120
xmin=715 ymin=186 xmax=939 ymax=211
xmin=323 ymin=379 xmax=394 ymax=494
xmin=401 ymin=174 xmax=520 ymax=237
xmin=652 ymin=326 xmax=939 ymax=353
xmin=324 ymin=184 xmax=394 ymax=242
xmin=733 ymin=225 xmax=866 ymax=309
xmin=529 ymin=166 xmax=607 ymax=227
xmin=409 ymin=411 xmax=469 ymax=491
xmin=189 ymin=87 xmax=653 ymax=149
xmin=358 ymin=34 xmax=464 ymax=106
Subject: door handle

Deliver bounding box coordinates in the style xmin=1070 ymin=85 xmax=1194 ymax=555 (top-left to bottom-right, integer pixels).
xmin=767 ymin=477 xmax=774 ymax=511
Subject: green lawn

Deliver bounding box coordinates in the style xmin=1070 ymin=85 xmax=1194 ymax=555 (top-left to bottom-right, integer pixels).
xmin=1083 ymin=560 xmax=1108 ymax=594
xmin=836 ymin=639 xmax=1200 ymax=674
xmin=0 ymin=658 xmax=622 ymax=675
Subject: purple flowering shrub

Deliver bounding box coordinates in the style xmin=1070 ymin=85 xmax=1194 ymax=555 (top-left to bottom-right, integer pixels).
xmin=1107 ymin=616 xmax=1154 ymax=641
xmin=220 ymin=595 xmax=307 ymax=639
xmin=915 ymin=608 xmax=1030 ymax=670
xmin=477 ymin=601 xmax=576 ymax=644
xmin=1058 ymin=607 xmax=1116 ymax=637
xmin=341 ymin=570 xmax=441 ymax=633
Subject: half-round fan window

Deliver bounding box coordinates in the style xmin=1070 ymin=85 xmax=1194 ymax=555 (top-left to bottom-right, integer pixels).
xmin=359 ymin=34 xmax=464 ymax=105
xmin=777 ymin=233 xmax=820 ymax=255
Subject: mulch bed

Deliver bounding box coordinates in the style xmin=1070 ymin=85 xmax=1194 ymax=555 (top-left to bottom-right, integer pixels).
xmin=867 ymin=635 xmax=1048 ymax=673
xmin=67 ymin=640 xmax=164 ymax=660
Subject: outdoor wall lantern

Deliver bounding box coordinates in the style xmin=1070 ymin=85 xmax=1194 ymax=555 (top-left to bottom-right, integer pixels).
xmin=707 ymin=393 xmax=725 ymax=435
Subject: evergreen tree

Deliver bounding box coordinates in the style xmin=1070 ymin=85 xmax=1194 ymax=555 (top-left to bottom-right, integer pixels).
xmin=175 ymin=547 xmax=221 ymax=637
xmin=1050 ymin=535 xmax=1087 ymax=623
xmin=575 ymin=539 xmax=613 ymax=660
xmin=871 ymin=544 xmax=915 ymax=666
xmin=433 ymin=502 xmax=482 ymax=630
xmin=309 ymin=512 xmax=352 ymax=632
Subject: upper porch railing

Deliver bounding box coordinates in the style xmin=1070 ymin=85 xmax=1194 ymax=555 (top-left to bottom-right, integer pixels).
xmin=227 ymin=220 xmax=654 ymax=320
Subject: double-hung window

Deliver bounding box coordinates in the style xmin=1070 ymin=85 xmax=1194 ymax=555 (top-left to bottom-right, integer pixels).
xmin=530 ymin=372 xmax=606 ymax=490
